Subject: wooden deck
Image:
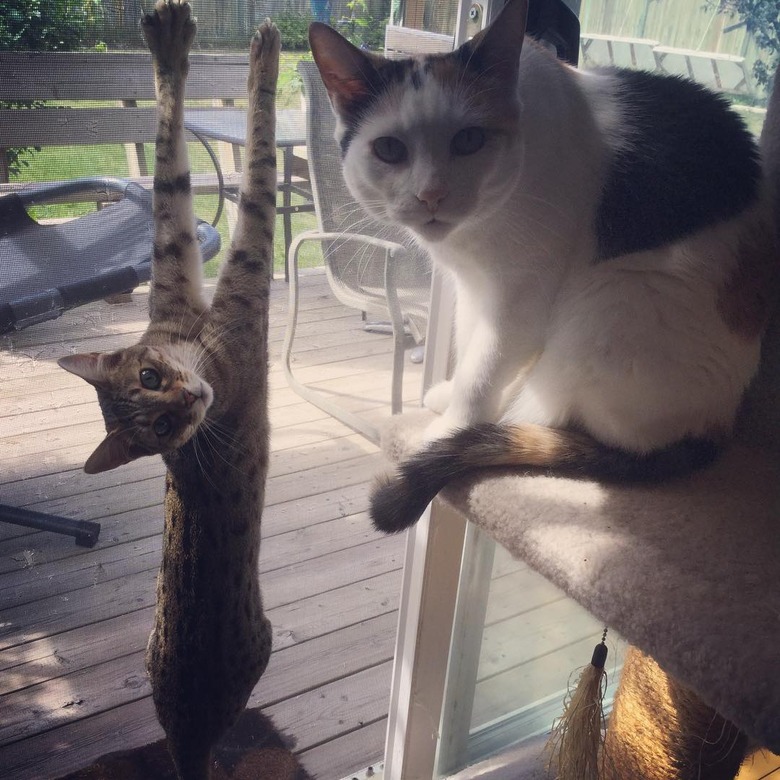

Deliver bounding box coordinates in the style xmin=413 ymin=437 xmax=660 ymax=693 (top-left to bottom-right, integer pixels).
xmin=2 ymin=268 xmax=777 ymax=779
xmin=0 ymin=269 xmax=418 ymax=779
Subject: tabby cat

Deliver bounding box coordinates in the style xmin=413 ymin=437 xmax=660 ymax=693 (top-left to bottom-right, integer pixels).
xmin=58 ymin=3 xmax=279 ymax=778
xmin=308 ymin=0 xmax=780 ymax=532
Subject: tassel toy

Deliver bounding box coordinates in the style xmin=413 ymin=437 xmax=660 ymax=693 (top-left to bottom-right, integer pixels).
xmin=546 ymin=627 xmax=609 ymax=780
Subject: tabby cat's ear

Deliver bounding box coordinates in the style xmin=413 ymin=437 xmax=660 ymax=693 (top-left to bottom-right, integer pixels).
xmin=84 ymin=431 xmax=146 ymax=474
xmin=308 ymin=23 xmax=380 ymax=114
xmin=58 ymin=352 xmax=113 ymax=388
xmin=463 ymin=0 xmax=528 ymax=79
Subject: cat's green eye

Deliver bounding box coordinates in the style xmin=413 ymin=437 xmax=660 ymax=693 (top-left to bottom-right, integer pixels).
xmin=373 ymin=136 xmax=408 ymax=165
xmin=153 ymin=414 xmax=173 ymax=437
xmin=140 ymin=368 xmax=162 ymax=390
xmin=451 ymin=127 xmax=486 ymax=156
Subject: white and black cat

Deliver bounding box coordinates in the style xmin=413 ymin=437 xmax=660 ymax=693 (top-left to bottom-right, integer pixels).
xmin=309 ymin=0 xmax=780 ymax=532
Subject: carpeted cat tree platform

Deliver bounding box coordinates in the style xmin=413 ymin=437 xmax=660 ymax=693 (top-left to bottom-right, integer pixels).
xmin=380 ymin=316 xmax=780 ymax=779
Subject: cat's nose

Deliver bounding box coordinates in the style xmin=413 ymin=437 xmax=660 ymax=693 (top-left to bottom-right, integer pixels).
xmin=416 ymin=186 xmax=448 ymax=212
xmin=181 ymin=388 xmax=198 ymax=407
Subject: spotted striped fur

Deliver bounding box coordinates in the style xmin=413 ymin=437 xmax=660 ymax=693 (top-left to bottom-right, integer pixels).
xmin=58 ymin=3 xmax=279 ymax=778
xmin=310 ymin=0 xmax=780 ymax=533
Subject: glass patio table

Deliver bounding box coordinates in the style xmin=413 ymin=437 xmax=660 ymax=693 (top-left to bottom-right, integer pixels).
xmin=184 ymin=107 xmax=314 ymax=278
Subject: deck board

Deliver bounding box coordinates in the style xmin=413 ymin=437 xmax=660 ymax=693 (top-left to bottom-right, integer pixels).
xmin=0 ymin=270 xmax=411 ymax=779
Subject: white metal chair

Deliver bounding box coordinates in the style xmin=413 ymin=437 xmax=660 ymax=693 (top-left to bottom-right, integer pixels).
xmin=283 ymin=61 xmax=431 ymax=443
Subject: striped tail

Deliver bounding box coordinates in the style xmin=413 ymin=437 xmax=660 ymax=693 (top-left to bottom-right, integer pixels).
xmin=370 ymin=423 xmax=719 ymax=533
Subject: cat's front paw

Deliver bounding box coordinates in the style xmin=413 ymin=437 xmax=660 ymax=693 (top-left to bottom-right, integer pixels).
xmin=248 ymin=20 xmax=281 ymax=97
xmin=141 ymin=0 xmax=196 ymax=66
xmin=423 ymin=380 xmax=453 ymax=415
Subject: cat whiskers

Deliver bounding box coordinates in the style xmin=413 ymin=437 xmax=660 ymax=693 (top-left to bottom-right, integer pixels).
xmin=333 ymin=199 xmax=388 ymax=230
xmin=191 ymin=432 xmax=223 ymax=490
xmin=181 ymin=306 xmax=209 ymax=345
xmin=201 ymin=415 xmax=249 ymax=459
xmin=330 ymin=224 xmax=408 ymax=285
xmin=192 ymin=416 xmax=253 ymax=486
xmin=319 ymin=202 xmax=407 ymax=284
xmin=189 ymin=318 xmax=249 ymax=374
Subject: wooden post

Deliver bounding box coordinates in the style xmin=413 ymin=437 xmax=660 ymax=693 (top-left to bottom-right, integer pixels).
xmin=212 ymin=97 xmax=241 ymax=237
xmin=121 ymin=100 xmax=149 ymax=178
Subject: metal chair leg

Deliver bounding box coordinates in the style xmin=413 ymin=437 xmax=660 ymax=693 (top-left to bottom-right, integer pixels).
xmin=283 ymin=233 xmax=380 ymax=443
xmin=0 ymin=504 xmax=100 ymax=547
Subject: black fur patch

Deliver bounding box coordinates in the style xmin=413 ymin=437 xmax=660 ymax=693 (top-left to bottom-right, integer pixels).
xmin=153 ymin=172 xmax=191 ymax=195
xmin=340 ymin=128 xmax=357 ymax=156
xmin=595 ymin=69 xmax=761 ymax=260
xmin=337 ymin=58 xmax=418 ymax=157
xmin=410 ymin=65 xmax=423 ymax=90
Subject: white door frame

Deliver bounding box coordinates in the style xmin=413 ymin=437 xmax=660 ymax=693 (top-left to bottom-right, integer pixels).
xmin=382 ymin=0 xmax=501 ymax=769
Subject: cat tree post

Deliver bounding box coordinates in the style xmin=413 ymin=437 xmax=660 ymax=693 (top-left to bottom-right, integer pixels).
xmin=379 ymin=399 xmax=780 ymax=777
xmin=603 ymin=647 xmax=748 ymax=780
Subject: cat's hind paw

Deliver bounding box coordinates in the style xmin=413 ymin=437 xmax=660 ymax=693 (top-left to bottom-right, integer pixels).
xmin=248 ymin=20 xmax=281 ymax=96
xmin=141 ymin=0 xmax=196 ymax=64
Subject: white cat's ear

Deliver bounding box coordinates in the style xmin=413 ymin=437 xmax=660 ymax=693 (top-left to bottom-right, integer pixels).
xmin=308 ymin=23 xmax=379 ymax=114
xmin=58 ymin=352 xmax=112 ymax=388
xmin=84 ymin=431 xmax=146 ymax=474
xmin=467 ymin=0 xmax=528 ymax=77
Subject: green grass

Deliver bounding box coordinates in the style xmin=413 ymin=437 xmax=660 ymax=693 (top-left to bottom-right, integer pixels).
xmin=12 ymin=50 xmax=322 ymax=277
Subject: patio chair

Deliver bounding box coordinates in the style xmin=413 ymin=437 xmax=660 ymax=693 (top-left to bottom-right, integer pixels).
xmin=0 ymin=176 xmax=221 ymax=546
xmin=282 ymin=62 xmax=431 ymax=443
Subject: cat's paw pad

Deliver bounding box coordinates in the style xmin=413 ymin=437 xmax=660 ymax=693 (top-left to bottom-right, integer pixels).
xmin=248 ymin=20 xmax=281 ymax=94
xmin=141 ymin=0 xmax=196 ymax=62
xmin=423 ymin=380 xmax=453 ymax=415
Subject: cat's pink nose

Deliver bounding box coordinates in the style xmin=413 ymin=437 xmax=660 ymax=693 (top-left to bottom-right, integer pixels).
xmin=182 ymin=389 xmax=197 ymax=407
xmin=417 ymin=186 xmax=448 ymax=212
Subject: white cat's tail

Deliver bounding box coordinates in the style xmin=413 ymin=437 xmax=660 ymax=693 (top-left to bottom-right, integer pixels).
xmin=370 ymin=424 xmax=718 ymax=533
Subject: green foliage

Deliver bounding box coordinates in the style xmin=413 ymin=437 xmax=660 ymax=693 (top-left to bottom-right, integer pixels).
xmin=273 ymin=0 xmax=385 ymax=53
xmin=276 ymin=6 xmax=314 ymax=51
xmin=715 ymin=0 xmax=779 ymax=89
xmin=336 ymin=0 xmax=386 ymax=49
xmin=0 ymin=0 xmax=102 ymax=51
xmin=0 ymin=0 xmax=104 ymax=175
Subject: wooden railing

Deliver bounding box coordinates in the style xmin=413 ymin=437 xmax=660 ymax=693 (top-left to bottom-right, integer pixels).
xmin=0 ymin=51 xmax=252 ymax=205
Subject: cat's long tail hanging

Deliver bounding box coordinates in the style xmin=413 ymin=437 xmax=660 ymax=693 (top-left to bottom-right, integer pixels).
xmin=370 ymin=423 xmax=718 ymax=533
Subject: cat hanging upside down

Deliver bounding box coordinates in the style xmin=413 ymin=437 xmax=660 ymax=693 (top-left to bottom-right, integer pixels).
xmin=59 ymin=2 xmax=279 ymax=778
xmin=308 ymin=0 xmax=780 ymax=532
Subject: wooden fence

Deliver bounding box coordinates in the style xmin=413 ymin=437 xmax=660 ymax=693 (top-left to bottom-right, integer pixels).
xmin=580 ymin=0 xmax=766 ymax=86
xmin=92 ymin=0 xmax=390 ymax=46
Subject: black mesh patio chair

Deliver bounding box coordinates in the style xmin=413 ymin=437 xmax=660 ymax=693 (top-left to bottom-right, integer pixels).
xmin=0 ymin=176 xmax=220 ymax=333
xmin=0 ymin=176 xmax=221 ymax=546
xmin=282 ymin=62 xmax=432 ymax=443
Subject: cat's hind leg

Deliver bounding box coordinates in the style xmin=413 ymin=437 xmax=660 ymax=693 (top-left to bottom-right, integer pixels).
xmin=141 ymin=0 xmax=208 ymax=325
xmin=208 ymin=20 xmax=280 ymax=347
